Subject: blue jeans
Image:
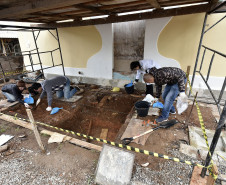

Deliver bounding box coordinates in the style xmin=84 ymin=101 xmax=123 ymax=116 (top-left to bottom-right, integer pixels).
xmin=2 ymin=92 xmax=16 ymax=101
xmin=161 ymin=80 xmax=186 ymax=119
xmin=56 ymin=78 xmax=76 ymax=99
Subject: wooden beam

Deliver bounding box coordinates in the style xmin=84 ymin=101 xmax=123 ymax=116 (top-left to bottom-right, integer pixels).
xmin=32 ymin=4 xmax=210 ymax=28
xmin=0 ymin=113 xmax=102 ymax=152
xmin=146 ymin=0 xmax=161 ymax=9
xmin=0 ymin=0 xmax=92 ymax=19
xmin=75 ymin=4 xmax=113 ymax=15
xmin=26 ymin=109 xmax=45 ymax=152
xmin=41 ymin=130 xmax=102 ymax=151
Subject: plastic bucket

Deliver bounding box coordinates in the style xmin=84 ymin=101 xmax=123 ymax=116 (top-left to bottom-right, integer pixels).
xmin=135 ymin=101 xmax=150 ymax=117
xmin=124 ymin=84 xmax=134 ymax=94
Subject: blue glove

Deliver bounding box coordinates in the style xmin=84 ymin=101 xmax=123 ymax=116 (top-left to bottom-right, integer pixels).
xmin=153 ymin=101 xmax=164 ymax=109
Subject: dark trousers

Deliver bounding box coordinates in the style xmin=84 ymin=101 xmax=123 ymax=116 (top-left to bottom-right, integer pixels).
xmin=146 ymin=84 xmax=153 ymax=96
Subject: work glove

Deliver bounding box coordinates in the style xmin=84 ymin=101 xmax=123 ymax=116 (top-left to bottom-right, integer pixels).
xmin=36 ymin=98 xmax=41 ymax=106
xmin=24 ymin=103 xmax=30 ymax=108
xmin=46 ymin=107 xmax=52 ymax=111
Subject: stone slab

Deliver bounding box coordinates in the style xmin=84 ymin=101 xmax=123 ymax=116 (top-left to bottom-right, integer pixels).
xmin=148 ymin=107 xmax=159 ymax=116
xmin=189 ymin=126 xmax=226 ymax=152
xmin=56 ymin=95 xmax=82 ymax=103
xmin=95 ymin=144 xmax=135 ymax=185
xmin=121 ymin=118 xmax=152 ymax=145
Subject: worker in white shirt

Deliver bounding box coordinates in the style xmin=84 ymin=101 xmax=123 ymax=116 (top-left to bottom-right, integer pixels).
xmin=130 ymin=59 xmax=161 ymax=95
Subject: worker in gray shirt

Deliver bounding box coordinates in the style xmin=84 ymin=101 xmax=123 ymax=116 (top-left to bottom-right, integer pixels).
xmin=35 ymin=76 xmax=76 ymax=111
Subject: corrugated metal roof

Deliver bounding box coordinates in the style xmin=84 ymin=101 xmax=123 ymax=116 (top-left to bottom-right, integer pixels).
xmin=0 ymin=31 xmax=18 ymax=38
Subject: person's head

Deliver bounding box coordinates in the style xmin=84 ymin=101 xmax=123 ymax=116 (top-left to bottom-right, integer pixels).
xmin=130 ymin=61 xmax=141 ymax=71
xmin=28 ymin=83 xmax=42 ymax=95
xmin=143 ymin=74 xmax=154 ymax=83
xmin=17 ymin=80 xmax=26 ymax=91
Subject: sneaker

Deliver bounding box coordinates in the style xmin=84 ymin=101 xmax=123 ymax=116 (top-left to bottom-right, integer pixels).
xmin=170 ymin=110 xmax=176 ymax=114
xmin=155 ymin=116 xmax=168 ymax=124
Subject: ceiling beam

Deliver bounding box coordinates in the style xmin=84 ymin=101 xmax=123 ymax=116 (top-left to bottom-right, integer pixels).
xmin=31 ymin=3 xmax=210 ymax=28
xmin=208 ymin=0 xmax=225 ymax=13
xmin=0 ymin=0 xmax=92 ymax=19
xmin=75 ymin=4 xmax=113 ymax=15
xmin=145 ymin=0 xmax=161 ymax=9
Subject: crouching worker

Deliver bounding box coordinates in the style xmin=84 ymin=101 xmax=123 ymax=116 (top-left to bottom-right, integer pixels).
xmin=143 ymin=67 xmax=187 ymax=123
xmin=1 ymin=80 xmax=30 ymax=108
xmin=34 ymin=76 xmax=77 ymax=111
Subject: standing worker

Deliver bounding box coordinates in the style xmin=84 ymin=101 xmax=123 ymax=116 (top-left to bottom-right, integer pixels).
xmin=35 ymin=76 xmax=77 ymax=111
xmin=1 ymin=80 xmax=30 ymax=108
xmin=143 ymin=67 xmax=188 ymax=123
xmin=130 ymin=59 xmax=161 ymax=95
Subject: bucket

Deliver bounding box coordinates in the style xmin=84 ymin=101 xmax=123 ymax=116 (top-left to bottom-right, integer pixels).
xmin=124 ymin=84 xmax=134 ymax=94
xmin=135 ymin=101 xmax=150 ymax=117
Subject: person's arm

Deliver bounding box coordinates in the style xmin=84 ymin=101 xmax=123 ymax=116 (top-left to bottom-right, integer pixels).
xmin=12 ymin=86 xmax=24 ymax=104
xmin=45 ymin=87 xmax=53 ymax=107
xmin=178 ymin=76 xmax=186 ymax=92
xmin=155 ymin=85 xmax=162 ymax=98
xmin=135 ymin=70 xmax=141 ymax=81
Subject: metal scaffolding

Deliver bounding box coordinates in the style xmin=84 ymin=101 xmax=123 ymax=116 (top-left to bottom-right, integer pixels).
xmin=0 ymin=24 xmax=65 ymax=82
xmin=189 ymin=1 xmax=226 ymax=178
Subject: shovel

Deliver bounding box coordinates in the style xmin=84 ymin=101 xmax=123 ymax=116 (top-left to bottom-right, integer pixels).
xmin=121 ymin=119 xmax=178 ymax=145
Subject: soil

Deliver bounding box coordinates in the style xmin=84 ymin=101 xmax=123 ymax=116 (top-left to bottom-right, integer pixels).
xmin=0 ymin=83 xmax=222 ymax=184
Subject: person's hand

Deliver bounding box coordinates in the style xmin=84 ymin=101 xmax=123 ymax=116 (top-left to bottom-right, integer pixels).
xmin=153 ymin=98 xmax=158 ymax=102
xmin=46 ymin=106 xmax=52 ymax=111
xmin=36 ymin=98 xmax=41 ymax=106
xmin=24 ymin=103 xmax=30 ymax=108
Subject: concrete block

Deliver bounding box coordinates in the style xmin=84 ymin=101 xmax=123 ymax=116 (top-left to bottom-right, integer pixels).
xmin=179 ymin=143 xmax=198 ymax=159
xmin=95 ymin=144 xmax=135 ymax=185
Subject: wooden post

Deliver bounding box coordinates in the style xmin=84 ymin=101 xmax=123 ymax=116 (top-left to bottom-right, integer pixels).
xmin=26 ymin=109 xmax=45 ymax=152
xmin=207 ymin=165 xmax=218 ymax=185
xmin=185 ymin=66 xmax=191 ymax=95
xmin=85 ymin=120 xmax=92 ymax=142
xmin=185 ymin=92 xmax=198 ymax=123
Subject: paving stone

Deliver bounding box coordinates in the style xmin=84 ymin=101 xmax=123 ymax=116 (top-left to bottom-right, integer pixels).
xmin=95 ymin=144 xmax=135 ymax=185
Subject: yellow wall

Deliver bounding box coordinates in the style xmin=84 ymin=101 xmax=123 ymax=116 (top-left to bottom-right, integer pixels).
xmin=158 ymin=13 xmax=226 ymax=77
xmin=19 ymin=26 xmax=102 ymax=68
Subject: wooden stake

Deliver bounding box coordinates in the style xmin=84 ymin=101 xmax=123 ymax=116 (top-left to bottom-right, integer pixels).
xmin=185 ymin=65 xmax=191 ymax=95
xmin=185 ymin=92 xmax=198 ymax=123
xmin=26 ymin=109 xmax=45 ymax=152
xmin=207 ymin=164 xmax=218 ymax=185
xmin=85 ymin=120 xmax=92 ymax=142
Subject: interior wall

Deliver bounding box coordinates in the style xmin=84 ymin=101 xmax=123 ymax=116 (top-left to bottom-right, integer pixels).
xmin=113 ymin=20 xmax=145 ymax=73
xmin=18 ymin=24 xmax=113 ymax=79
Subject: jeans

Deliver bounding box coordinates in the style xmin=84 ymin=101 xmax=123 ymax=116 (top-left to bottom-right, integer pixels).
xmin=2 ymin=92 xmax=16 ymax=101
xmin=56 ymin=78 xmax=76 ymax=99
xmin=161 ymin=79 xmax=187 ymax=119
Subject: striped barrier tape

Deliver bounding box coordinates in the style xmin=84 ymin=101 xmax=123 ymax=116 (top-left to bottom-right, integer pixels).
xmin=0 ymin=111 xmax=211 ymax=170
xmin=187 ymin=78 xmax=217 ymax=180
xmin=0 ymin=70 xmax=27 ymax=76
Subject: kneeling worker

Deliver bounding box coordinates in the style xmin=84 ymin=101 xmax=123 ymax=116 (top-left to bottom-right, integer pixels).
xmin=34 ymin=76 xmax=77 ymax=111
xmin=1 ymin=80 xmax=30 ymax=108
xmin=143 ymin=67 xmax=187 ymax=123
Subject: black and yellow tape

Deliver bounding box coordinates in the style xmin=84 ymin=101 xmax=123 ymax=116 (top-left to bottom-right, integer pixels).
xmin=187 ymin=78 xmax=217 ymax=180
xmin=0 ymin=111 xmax=209 ymax=169
xmin=0 ymin=70 xmax=27 ymax=76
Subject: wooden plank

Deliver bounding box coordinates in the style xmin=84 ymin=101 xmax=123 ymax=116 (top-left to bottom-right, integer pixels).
xmin=85 ymin=120 xmax=92 ymax=142
xmin=0 ymin=112 xmax=102 ymax=152
xmin=190 ymin=166 xmax=207 ymax=185
xmin=32 ymin=4 xmax=210 ymax=28
xmin=0 ymin=0 xmax=92 ymax=19
xmin=0 ymin=113 xmax=33 ymax=130
xmin=26 ymin=109 xmax=45 ymax=152
xmin=146 ymin=0 xmax=161 ymax=9
xmin=207 ymin=164 xmax=218 ymax=185
xmin=41 ymin=130 xmax=102 ymax=152
xmin=100 ymin=129 xmax=108 ymax=140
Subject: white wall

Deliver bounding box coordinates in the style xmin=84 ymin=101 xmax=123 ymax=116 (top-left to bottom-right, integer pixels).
xmin=144 ymin=18 xmax=180 ymax=68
